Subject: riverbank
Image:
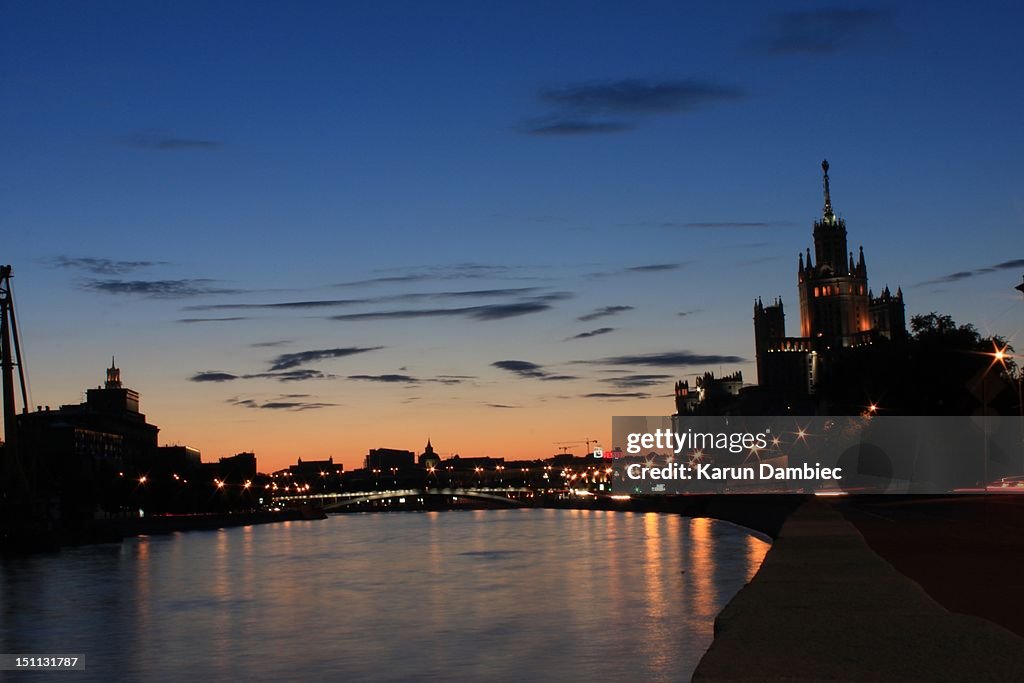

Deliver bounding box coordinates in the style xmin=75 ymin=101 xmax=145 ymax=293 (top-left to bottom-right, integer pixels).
xmin=2 ymin=506 xmax=327 ymax=554
xmin=692 ymin=499 xmax=1024 ymax=681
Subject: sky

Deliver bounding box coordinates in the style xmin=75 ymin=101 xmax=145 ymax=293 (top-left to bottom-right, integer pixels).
xmin=2 ymin=1 xmax=1023 ymax=472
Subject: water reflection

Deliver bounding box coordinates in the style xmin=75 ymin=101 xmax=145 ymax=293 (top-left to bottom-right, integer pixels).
xmin=0 ymin=510 xmax=768 ymax=682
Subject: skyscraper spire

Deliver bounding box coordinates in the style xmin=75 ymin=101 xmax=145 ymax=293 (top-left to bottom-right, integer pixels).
xmin=822 ymin=159 xmax=834 ymax=222
xmin=106 ymin=356 xmax=121 ymax=388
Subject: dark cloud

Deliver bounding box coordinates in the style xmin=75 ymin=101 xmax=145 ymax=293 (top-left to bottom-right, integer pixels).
xmin=347 ymin=374 xmax=419 ymax=384
xmin=977 ymin=258 xmax=1024 ymax=273
xmin=49 ymin=256 xmax=167 ymax=275
xmin=430 ymin=375 xmax=472 ymax=385
xmin=492 ymin=360 xmax=546 ymax=378
xmin=758 ymin=9 xmax=893 ymax=55
xmin=247 ymin=369 xmax=335 ymax=382
xmin=578 ymin=305 xmax=633 ymax=322
xmin=601 ymin=373 xmax=674 ymax=389
xmin=566 ymin=327 xmax=615 ymax=341
xmin=190 ymin=367 xmax=339 ymax=384
xmin=580 ymin=351 xmax=746 ymax=367
xmin=540 ymin=79 xmax=744 ymax=115
xmin=587 ymin=264 xmax=689 ymax=280
xmin=228 ymin=396 xmax=334 ymax=411
xmin=127 ymin=134 xmax=223 ymax=151
xmin=178 ymin=317 xmax=250 ymax=324
xmin=190 ymin=371 xmax=239 ymax=383
xmin=522 ymin=118 xmax=635 ymax=136
xmin=199 ymin=370 xmax=339 ymax=382
xmin=250 ymin=340 xmax=290 ymax=348
xmin=332 ymin=264 xmax=527 ymax=288
xmin=626 ymin=264 xmax=682 ymax=273
xmin=188 ymin=298 xmax=370 ymax=311
xmin=82 ymin=278 xmax=243 ymax=298
xmin=269 ymin=347 xmax=384 ymax=371
xmin=678 ymin=309 xmax=702 ymax=317
xmin=918 ymin=258 xmax=1024 ymax=287
xmin=582 ymin=392 xmax=652 ymax=399
xmin=329 ymin=301 xmax=554 ymax=322
xmin=182 ymin=287 xmax=542 ymax=312
xmin=491 ymin=360 xmax=576 ymax=381
xmin=485 ymin=403 xmax=520 ymax=409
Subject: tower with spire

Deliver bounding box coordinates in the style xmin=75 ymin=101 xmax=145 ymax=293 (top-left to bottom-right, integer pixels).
xmin=106 ymin=356 xmax=122 ymax=389
xmin=753 ymin=160 xmax=906 ymax=395
xmin=418 ymin=438 xmax=440 ymax=469
xmin=797 ymin=159 xmax=872 ymax=343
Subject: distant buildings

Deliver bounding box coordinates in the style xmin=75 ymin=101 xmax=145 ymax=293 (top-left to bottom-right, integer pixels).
xmin=18 ymin=360 xmax=260 ymax=518
xmin=365 ymin=447 xmax=415 ymax=471
xmin=674 ymin=371 xmax=743 ymax=415
xmin=21 ymin=359 xmax=160 ymax=469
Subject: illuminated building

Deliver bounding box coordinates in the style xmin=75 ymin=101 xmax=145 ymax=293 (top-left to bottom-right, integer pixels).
xmin=418 ymin=439 xmax=440 ymax=469
xmin=753 ymin=161 xmax=906 ymax=397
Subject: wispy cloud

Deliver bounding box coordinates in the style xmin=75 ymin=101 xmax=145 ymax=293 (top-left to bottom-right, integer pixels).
xmin=492 ymin=360 xmax=576 ymax=381
xmin=347 ymin=374 xmax=418 ymax=384
xmin=228 ymin=396 xmax=334 ymax=411
xmin=579 ymin=351 xmax=745 ymax=367
xmin=190 ymin=369 xmax=337 ymax=383
xmin=178 ymin=317 xmax=250 ymax=324
xmin=332 ymin=264 xmax=530 ymax=288
xmin=565 ymin=327 xmax=616 ymax=341
xmin=522 ymin=118 xmax=635 ymax=136
xmin=485 ymin=403 xmax=520 ymax=409
xmin=524 ymin=78 xmax=745 ymax=136
xmin=329 ymin=301 xmax=556 ymax=322
xmin=625 ymin=263 xmax=682 ymax=273
xmin=126 ymin=134 xmax=223 ymax=151
xmin=49 ymin=256 xmax=167 ymax=275
xmin=190 ymin=371 xmax=239 ymax=383
xmin=757 ymin=9 xmax=893 ymax=55
xmin=182 ymin=288 xmax=543 ymax=312
xmin=250 ymin=340 xmax=291 ymax=348
xmin=269 ymin=347 xmax=384 ymax=371
xmin=82 ymin=278 xmax=243 ymax=298
xmin=540 ymin=79 xmax=744 ymax=114
xmin=582 ymin=392 xmax=652 ymax=400
xmin=578 ymin=305 xmax=633 ymax=322
xmin=247 ymin=370 xmax=335 ymax=382
xmin=918 ymin=258 xmax=1024 ymax=287
xmin=601 ymin=373 xmax=674 ymax=389
xmin=344 ymin=373 xmax=470 ymax=385
xmin=678 ymin=309 xmax=702 ymax=317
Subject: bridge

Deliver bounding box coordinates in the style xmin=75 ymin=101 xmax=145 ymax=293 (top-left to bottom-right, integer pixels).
xmin=273 ymin=487 xmax=535 ymax=512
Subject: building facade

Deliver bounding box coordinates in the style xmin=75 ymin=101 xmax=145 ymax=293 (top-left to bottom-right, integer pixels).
xmin=754 ymin=161 xmax=906 ymax=397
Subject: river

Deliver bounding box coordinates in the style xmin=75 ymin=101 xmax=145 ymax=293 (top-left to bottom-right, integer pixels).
xmin=1 ymin=509 xmax=769 ymax=682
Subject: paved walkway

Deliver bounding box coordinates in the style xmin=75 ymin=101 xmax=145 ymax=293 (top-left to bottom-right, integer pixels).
xmin=841 ymin=496 xmax=1024 ymax=638
xmin=693 ymin=500 xmax=1024 ymax=681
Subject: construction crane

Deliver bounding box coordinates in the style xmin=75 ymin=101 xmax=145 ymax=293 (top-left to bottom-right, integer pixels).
xmin=1 ymin=264 xmax=32 ymax=505
xmin=554 ymin=439 xmax=599 ymax=455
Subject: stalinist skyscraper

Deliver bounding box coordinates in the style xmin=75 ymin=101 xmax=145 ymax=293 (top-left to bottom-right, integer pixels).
xmin=753 ymin=161 xmax=906 ymax=396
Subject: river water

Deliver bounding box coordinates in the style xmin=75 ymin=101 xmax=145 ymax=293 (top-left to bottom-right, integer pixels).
xmin=1 ymin=509 xmax=769 ymax=682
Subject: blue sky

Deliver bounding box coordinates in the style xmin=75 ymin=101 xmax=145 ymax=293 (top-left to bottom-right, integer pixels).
xmin=2 ymin=1 xmax=1022 ymax=469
